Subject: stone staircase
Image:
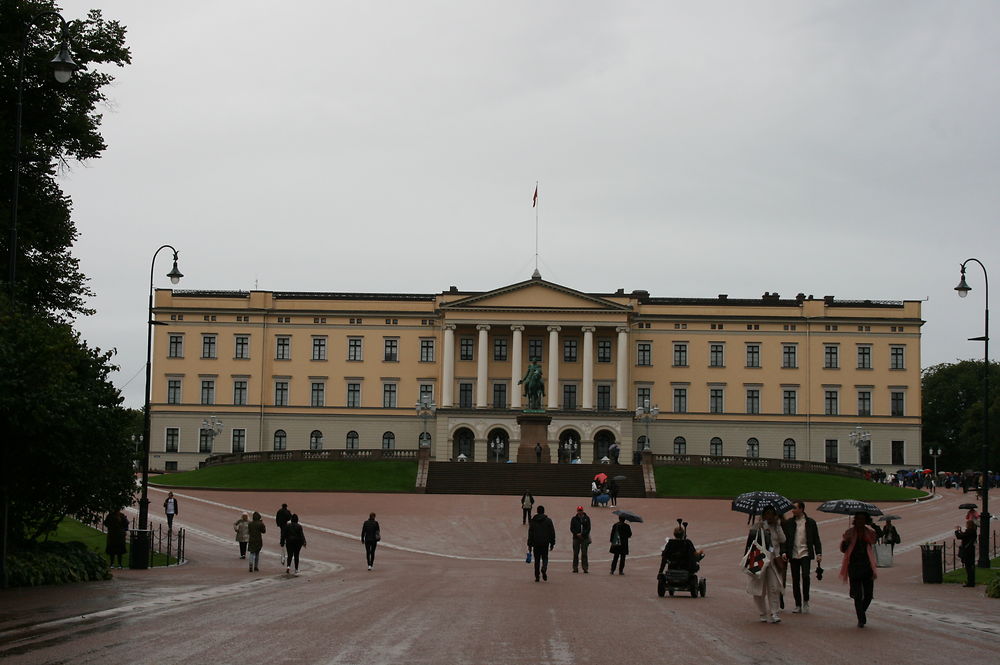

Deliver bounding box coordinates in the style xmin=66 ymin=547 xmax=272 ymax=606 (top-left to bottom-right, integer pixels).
xmin=424 ymin=462 xmax=647 ymax=497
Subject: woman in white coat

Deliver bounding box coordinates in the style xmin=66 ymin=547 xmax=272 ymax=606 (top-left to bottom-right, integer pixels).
xmin=744 ymin=506 xmax=786 ymax=623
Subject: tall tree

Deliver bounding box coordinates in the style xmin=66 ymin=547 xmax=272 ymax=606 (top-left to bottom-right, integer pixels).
xmin=0 ymin=310 xmax=136 ymax=545
xmin=1 ymin=0 xmax=131 ymax=319
xmin=922 ymin=360 xmax=1000 ymax=472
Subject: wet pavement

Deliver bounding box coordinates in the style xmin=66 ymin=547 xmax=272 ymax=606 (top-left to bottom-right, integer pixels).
xmin=0 ymin=486 xmax=996 ymax=664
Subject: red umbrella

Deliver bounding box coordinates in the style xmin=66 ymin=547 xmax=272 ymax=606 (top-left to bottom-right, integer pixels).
xmin=594 ymin=473 xmax=608 ymax=483
xmin=923 ymin=469 xmax=932 ymax=474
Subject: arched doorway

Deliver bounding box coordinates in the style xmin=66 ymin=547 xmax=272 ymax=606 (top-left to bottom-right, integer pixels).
xmin=594 ymin=430 xmax=616 ymax=463
xmin=453 ymin=427 xmax=474 ymax=461
xmin=486 ymin=428 xmax=509 ymax=462
xmin=559 ymin=429 xmax=582 ymax=463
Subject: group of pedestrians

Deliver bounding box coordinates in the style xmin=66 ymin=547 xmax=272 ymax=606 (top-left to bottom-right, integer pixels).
xmin=524 ymin=504 xmax=633 ymax=582
xmin=231 ymin=503 xmax=379 ymax=575
xmin=743 ymin=501 xmax=884 ymax=628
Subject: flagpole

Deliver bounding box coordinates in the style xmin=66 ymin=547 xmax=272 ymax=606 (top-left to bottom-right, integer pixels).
xmin=533 ymin=181 xmax=539 ymax=272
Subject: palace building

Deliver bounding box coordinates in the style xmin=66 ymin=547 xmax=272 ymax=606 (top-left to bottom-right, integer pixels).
xmin=148 ymin=273 xmax=923 ymax=471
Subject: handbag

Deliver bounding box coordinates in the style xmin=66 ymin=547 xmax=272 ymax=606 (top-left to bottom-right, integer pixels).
xmin=740 ymin=528 xmax=772 ymax=577
xmin=525 ymin=549 xmax=532 ymax=563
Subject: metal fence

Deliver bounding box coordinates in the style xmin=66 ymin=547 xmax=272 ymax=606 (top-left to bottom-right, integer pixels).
xmin=96 ymin=517 xmax=186 ymax=567
xmin=201 ymin=447 xmax=420 ymax=468
xmin=650 ymin=453 xmax=866 ymax=478
xmin=941 ymin=528 xmax=998 ymax=573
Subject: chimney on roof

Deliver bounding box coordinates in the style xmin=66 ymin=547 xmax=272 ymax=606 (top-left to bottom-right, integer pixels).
xmin=718 ymin=294 xmax=728 ymax=301
xmin=449 ymin=286 xmax=458 ymax=293
xmin=615 ymin=288 xmax=625 ymax=295
xmin=795 ymin=293 xmax=806 ymax=303
xmin=824 ymin=295 xmax=835 ymax=304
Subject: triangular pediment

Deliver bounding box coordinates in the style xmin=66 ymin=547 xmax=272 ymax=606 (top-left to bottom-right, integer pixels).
xmin=442 ymin=279 xmax=630 ymax=312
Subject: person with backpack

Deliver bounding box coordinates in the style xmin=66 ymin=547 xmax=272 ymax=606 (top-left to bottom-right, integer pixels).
xmin=527 ymin=505 xmax=556 ymax=582
xmin=283 ymin=514 xmax=306 ymax=576
xmin=520 ymin=492 xmax=534 ymax=525
xmin=569 ymin=506 xmax=591 ymax=573
xmin=247 ymin=511 xmax=266 ymax=573
xmin=276 ymin=503 xmax=292 ymax=564
xmin=609 ymin=515 xmax=633 ymax=575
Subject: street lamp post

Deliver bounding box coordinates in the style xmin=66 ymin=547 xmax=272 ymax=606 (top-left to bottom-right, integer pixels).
xmin=136 ymin=246 xmax=183 ymax=564
xmin=929 ymin=448 xmax=942 ymax=477
xmin=848 ymin=425 xmax=871 ymax=466
xmin=491 ymin=437 xmax=505 ymax=463
xmin=955 ymin=258 xmax=992 ymax=569
xmin=8 ymin=10 xmax=79 ymax=304
xmin=636 ymin=400 xmax=659 ymax=453
xmin=415 ymin=399 xmax=436 ymax=448
xmin=564 ymin=437 xmax=578 ymax=463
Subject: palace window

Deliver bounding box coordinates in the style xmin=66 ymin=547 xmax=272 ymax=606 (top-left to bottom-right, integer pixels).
xmin=825 ymin=439 xmax=838 ymax=463
xmin=673 ymin=343 xmax=687 ymax=367
xmin=420 ymin=339 xmax=435 ymax=362
xmin=232 ymin=429 xmax=245 ymax=453
xmin=824 ymin=345 xmax=839 ymax=369
xmin=493 ymin=383 xmax=507 ymax=408
xmin=382 ymin=432 xmax=395 ymax=450
xmin=890 ymin=345 xmax=905 ymax=370
xmin=783 ymin=390 xmax=797 ymax=415
xmin=273 ymin=430 xmax=286 ymax=451
xmin=746 ymin=389 xmax=760 ymax=415
xmin=234 ymin=335 xmax=250 ymax=359
xmin=311 ymin=336 xmax=327 ymax=360
xmin=563 ymin=339 xmax=578 ymax=363
xmin=597 ymin=340 xmax=612 ymax=363
xmin=673 ymin=388 xmax=687 ymax=414
xmin=858 ymin=391 xmax=871 ymax=417
xmin=233 ymin=380 xmax=248 ymax=406
xmin=494 ymin=337 xmax=508 ymax=361
xmin=709 ymin=388 xmax=724 ymax=414
xmin=274 ymin=381 xmax=289 ymax=406
xmin=460 ymin=337 xmax=474 ymax=361
xmin=710 ymin=437 xmax=723 ymax=456
xmin=384 ymin=338 xmax=398 ymax=362
xmin=745 ymin=344 xmax=760 ymax=368
xmin=348 ymin=337 xmax=363 ymax=361
xmin=200 ymin=380 xmax=215 ymax=405
xmin=782 ymin=345 xmax=797 ymax=368
xmin=637 ymin=342 xmax=652 ymax=366
xmin=597 ymin=385 xmax=612 ymax=410
xmin=746 ymin=438 xmax=759 ymax=458
xmin=276 ymin=336 xmax=291 ymax=360
xmin=383 ymin=383 xmax=397 ymax=408
xmin=347 ymin=383 xmax=361 ymax=408
xmin=528 ymin=339 xmax=543 ymax=362
xmin=165 ymin=428 xmax=179 ymax=453
xmin=309 ymin=430 xmax=323 ymax=450
xmin=167 ymin=379 xmax=181 ymax=404
xmin=709 ymin=344 xmax=724 ymax=367
xmin=783 ymin=438 xmax=796 ymax=460
xmin=825 ymin=390 xmax=839 ymax=415
xmin=891 ymin=391 xmax=905 ymax=417
xmin=168 ymin=335 xmax=183 ymax=358
xmin=857 ymin=345 xmax=871 ymax=369
xmin=673 ymin=436 xmax=687 ymax=455
xmin=563 ymin=384 xmax=577 ymax=409
xmin=459 ymin=383 xmax=473 ymax=408
xmin=346 ymin=431 xmax=359 ymax=450
xmin=202 ymin=334 xmax=217 ymax=359
xmin=311 ymin=382 xmax=325 ymax=407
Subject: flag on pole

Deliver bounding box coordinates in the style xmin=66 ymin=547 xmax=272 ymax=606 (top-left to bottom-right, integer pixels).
xmin=532 ymin=184 xmax=538 ymax=208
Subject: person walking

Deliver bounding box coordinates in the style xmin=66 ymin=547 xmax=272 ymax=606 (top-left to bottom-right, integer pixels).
xmin=163 ymin=492 xmax=179 ymax=530
xmin=881 ymin=519 xmax=901 ymax=555
xmin=247 ymin=511 xmax=266 ymax=572
xmin=361 ymin=512 xmax=381 ymax=570
xmin=520 ymin=492 xmax=534 ymax=525
xmin=104 ymin=510 xmax=129 ymax=569
xmin=527 ymin=505 xmax=556 ymax=582
xmin=234 ymin=513 xmax=250 ymax=559
xmin=591 ymin=479 xmax=600 ymax=507
xmin=570 ymin=506 xmax=591 ymax=573
xmin=609 ymin=515 xmax=632 ymax=575
xmin=607 ymin=478 xmax=619 ymax=507
xmin=840 ymin=512 xmax=877 ymax=627
xmin=276 ymin=503 xmax=292 ymax=565
xmin=782 ymin=501 xmax=822 ymax=614
xmin=534 ymin=442 xmax=542 ymax=463
xmin=745 ymin=506 xmax=786 ymax=623
xmin=955 ymin=519 xmax=978 ymax=588
xmin=283 ymin=514 xmax=306 ymax=575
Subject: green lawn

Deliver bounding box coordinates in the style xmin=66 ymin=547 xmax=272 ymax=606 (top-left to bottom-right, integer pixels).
xmin=49 ymin=517 xmax=175 ymax=567
xmin=944 ymin=556 xmax=1000 ymax=586
xmin=654 ymin=466 xmax=925 ymax=501
xmin=151 ymin=460 xmax=418 ymax=492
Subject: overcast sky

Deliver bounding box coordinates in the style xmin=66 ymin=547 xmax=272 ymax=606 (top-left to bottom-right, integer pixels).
xmin=53 ymin=1 xmax=1000 ymax=408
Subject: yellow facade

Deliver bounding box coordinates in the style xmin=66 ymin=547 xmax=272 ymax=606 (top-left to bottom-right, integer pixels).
xmin=149 ymin=276 xmax=922 ymax=471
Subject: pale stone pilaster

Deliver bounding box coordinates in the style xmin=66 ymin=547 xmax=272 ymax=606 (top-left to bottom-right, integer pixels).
xmin=616 ymin=326 xmax=628 ymax=409
xmin=442 ymin=324 xmax=456 ymax=407
xmin=476 ymin=324 xmax=490 ymax=407
xmin=582 ymin=326 xmax=595 ymax=409
xmin=547 ymin=326 xmax=561 ymax=409
xmin=510 ymin=325 xmax=524 ymax=409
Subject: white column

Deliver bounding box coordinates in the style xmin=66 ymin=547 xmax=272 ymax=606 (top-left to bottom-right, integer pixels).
xmin=582 ymin=326 xmax=595 ymax=409
xmin=442 ymin=324 xmax=455 ymax=407
xmin=510 ymin=325 xmax=524 ymax=409
xmin=616 ymin=326 xmax=628 ymax=409
xmin=547 ymin=325 xmax=561 ymax=409
xmin=476 ymin=324 xmax=490 ymax=408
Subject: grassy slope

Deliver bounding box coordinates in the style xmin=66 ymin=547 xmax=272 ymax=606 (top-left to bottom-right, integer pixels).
xmin=943 ymin=556 xmax=1000 ymax=586
xmin=150 ymin=460 xmax=418 ymax=492
xmin=49 ymin=517 xmax=173 ymax=566
xmin=655 ymin=466 xmax=925 ymax=501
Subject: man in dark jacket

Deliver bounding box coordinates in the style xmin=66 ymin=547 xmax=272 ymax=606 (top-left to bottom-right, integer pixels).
xmin=276 ymin=503 xmax=292 ymax=564
xmin=782 ymin=501 xmax=823 ymax=613
xmin=569 ymin=506 xmax=591 ymax=573
xmin=527 ymin=505 xmax=556 ymax=582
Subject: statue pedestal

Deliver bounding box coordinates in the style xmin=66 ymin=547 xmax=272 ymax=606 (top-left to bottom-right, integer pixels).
xmin=517 ymin=413 xmax=552 ymax=463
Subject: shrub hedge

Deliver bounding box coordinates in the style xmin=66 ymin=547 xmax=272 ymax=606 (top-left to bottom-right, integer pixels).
xmin=7 ymin=540 xmax=111 ymax=588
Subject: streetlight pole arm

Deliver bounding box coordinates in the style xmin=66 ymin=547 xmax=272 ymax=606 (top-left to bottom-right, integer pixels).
xmin=138 ymin=245 xmax=183 ymax=531
xmin=957 ymin=257 xmax=991 ymax=569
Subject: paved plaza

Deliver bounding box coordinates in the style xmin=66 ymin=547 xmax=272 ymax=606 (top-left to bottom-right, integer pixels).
xmin=0 ymin=486 xmax=996 ymax=665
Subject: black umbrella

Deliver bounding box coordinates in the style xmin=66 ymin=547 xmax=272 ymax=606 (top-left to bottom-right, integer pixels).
xmin=959 ymin=503 xmax=978 ymax=510
xmin=731 ymin=491 xmax=794 ymax=517
xmin=612 ymin=509 xmax=643 ymax=522
xmin=818 ymin=499 xmax=883 ymax=516
xmin=612 ymin=475 xmax=627 ymax=481
xmin=877 ymin=514 xmax=902 ymax=522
